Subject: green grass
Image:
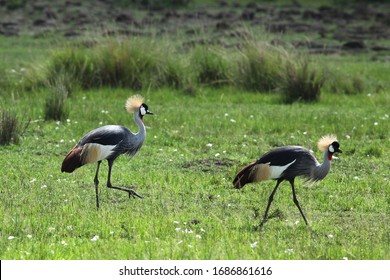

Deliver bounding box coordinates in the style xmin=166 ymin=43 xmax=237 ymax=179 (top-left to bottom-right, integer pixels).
xmin=19 ymin=35 xmax=387 ymax=104
xmin=0 ymin=0 xmax=389 ymax=259
xmin=0 ymin=87 xmax=389 ymax=260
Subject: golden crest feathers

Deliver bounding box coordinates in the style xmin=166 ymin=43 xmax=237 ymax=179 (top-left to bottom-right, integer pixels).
xmin=317 ymin=134 xmax=338 ymax=152
xmin=125 ymin=95 xmax=144 ymax=113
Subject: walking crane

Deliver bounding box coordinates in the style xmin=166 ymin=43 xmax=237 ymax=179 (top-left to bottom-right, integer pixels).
xmin=233 ymin=135 xmax=342 ymax=227
xmin=61 ymin=95 xmax=153 ymax=208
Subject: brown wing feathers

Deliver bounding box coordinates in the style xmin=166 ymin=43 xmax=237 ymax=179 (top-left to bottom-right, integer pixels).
xmin=233 ymin=162 xmax=272 ymax=189
xmin=61 ymin=146 xmax=83 ymax=173
xmin=233 ymin=162 xmax=255 ymax=188
xmin=61 ymin=143 xmax=105 ymax=173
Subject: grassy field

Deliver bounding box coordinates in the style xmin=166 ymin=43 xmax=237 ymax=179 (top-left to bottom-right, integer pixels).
xmin=0 ymin=86 xmax=389 ymax=259
xmin=0 ymin=1 xmax=389 ymax=260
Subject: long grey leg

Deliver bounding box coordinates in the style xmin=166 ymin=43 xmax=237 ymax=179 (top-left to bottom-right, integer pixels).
xmin=259 ymin=179 xmax=282 ymax=227
xmin=94 ymin=161 xmax=101 ymax=209
xmin=106 ymin=160 xmax=143 ymax=199
xmin=289 ymin=179 xmax=309 ymax=226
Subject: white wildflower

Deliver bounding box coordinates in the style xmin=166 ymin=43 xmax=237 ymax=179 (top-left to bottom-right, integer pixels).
xmin=91 ymin=235 xmax=99 ymax=242
xmin=284 ymin=248 xmax=294 ymax=254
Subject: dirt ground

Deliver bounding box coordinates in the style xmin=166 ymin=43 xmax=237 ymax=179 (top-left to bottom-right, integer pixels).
xmin=1 ymin=0 xmax=389 ymax=58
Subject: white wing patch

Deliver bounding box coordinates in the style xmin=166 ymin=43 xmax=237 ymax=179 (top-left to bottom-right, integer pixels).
xmin=81 ymin=143 xmax=116 ymax=164
xmin=269 ymin=159 xmax=296 ymax=179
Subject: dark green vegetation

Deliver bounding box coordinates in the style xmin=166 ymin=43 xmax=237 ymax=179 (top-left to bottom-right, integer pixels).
xmin=0 ymin=0 xmax=389 ymax=260
xmin=0 ymin=110 xmax=29 ymax=145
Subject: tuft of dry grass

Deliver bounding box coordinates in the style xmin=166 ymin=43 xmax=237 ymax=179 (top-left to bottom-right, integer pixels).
xmin=235 ymin=42 xmax=286 ymax=92
xmin=191 ymin=46 xmax=232 ymax=87
xmin=281 ymin=59 xmax=325 ymax=103
xmin=0 ymin=110 xmax=29 ymax=145
xmin=44 ymin=76 xmax=70 ymax=121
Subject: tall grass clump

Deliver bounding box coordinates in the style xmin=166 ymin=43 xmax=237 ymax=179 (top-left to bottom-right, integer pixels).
xmin=44 ymin=47 xmax=95 ymax=89
xmin=94 ymin=40 xmax=163 ymax=89
xmin=281 ymin=58 xmax=325 ymax=103
xmin=0 ymin=110 xmax=29 ymax=145
xmin=326 ymin=71 xmax=366 ymax=95
xmin=191 ymin=46 xmax=232 ymax=87
xmin=235 ymin=42 xmax=286 ymax=92
xmin=41 ymin=39 xmax=182 ymax=90
xmin=163 ymin=58 xmax=187 ymax=89
xmin=44 ymin=77 xmax=70 ymax=121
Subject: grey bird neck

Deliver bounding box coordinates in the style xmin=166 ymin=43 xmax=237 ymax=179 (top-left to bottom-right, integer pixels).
xmin=133 ymin=111 xmax=146 ymax=142
xmin=313 ymin=150 xmax=331 ymax=181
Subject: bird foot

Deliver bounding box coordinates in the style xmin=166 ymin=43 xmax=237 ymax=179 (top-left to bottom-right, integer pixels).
xmin=128 ymin=188 xmax=143 ymax=199
xmin=256 ymin=219 xmax=267 ymax=230
xmin=107 ymin=184 xmax=143 ymax=199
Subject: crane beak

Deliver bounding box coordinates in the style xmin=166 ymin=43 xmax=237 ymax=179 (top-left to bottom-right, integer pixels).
xmin=336 ymin=148 xmax=342 ymax=153
xmin=146 ymin=111 xmax=153 ymax=115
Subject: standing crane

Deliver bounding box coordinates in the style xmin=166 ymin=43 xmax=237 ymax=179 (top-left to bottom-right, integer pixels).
xmin=233 ymin=135 xmax=342 ymax=227
xmin=61 ymin=95 xmax=153 ymax=208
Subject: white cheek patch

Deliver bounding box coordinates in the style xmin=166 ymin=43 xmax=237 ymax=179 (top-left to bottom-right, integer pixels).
xmin=140 ymin=107 xmax=146 ymax=115
xmin=329 ymin=145 xmax=335 ymax=153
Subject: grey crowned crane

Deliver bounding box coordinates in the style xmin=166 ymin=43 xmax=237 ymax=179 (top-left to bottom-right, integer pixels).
xmin=233 ymin=135 xmax=342 ymax=227
xmin=61 ymin=95 xmax=153 ymax=208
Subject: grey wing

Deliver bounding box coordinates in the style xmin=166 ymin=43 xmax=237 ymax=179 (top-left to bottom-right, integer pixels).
xmin=78 ymin=125 xmax=130 ymax=146
xmin=284 ymin=149 xmax=319 ymax=180
xmin=258 ymin=146 xmax=319 ymax=180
